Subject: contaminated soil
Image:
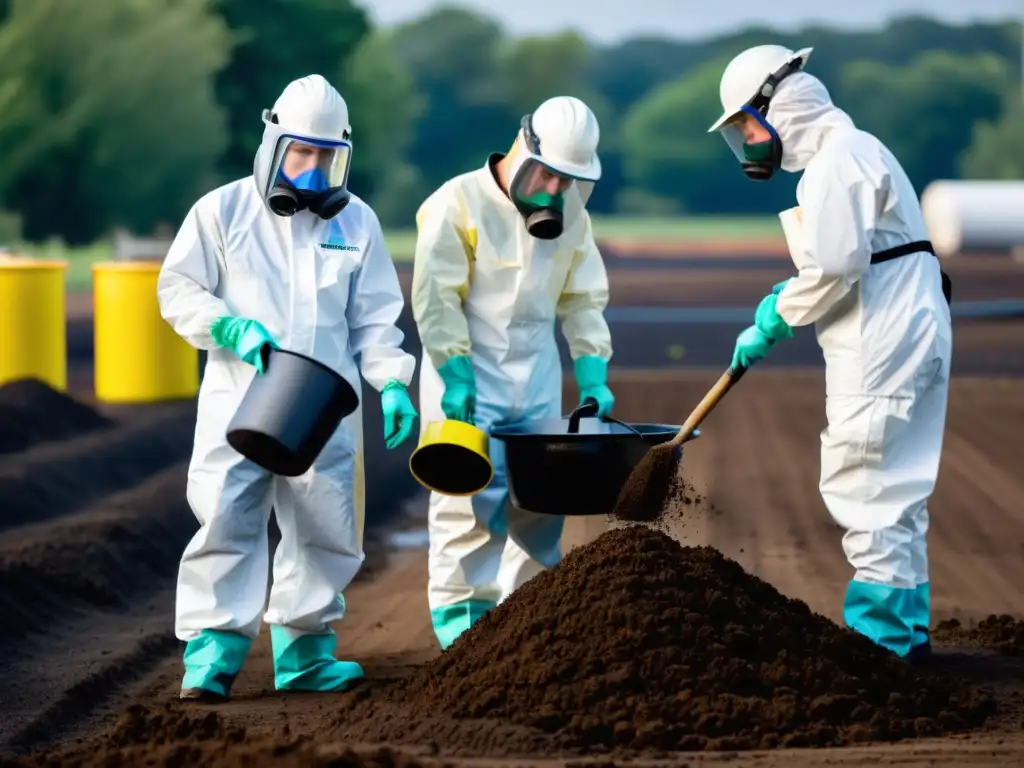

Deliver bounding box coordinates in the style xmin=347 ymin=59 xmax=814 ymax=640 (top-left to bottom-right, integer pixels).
xmin=0 ymin=379 xmax=112 ymax=455
xmin=5 ymin=262 xmax=1024 ymax=766
xmin=394 ymin=527 xmax=994 ymax=752
xmin=933 ymin=615 xmax=1024 ymax=655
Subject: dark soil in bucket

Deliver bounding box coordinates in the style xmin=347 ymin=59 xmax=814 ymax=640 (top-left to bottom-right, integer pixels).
xmin=0 ymin=379 xmax=112 ymax=455
xmin=398 ymin=527 xmax=995 ymax=752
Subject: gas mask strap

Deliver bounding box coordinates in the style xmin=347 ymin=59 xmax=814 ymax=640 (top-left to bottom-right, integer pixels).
xmin=520 ymin=113 xmax=542 ymax=155
xmin=747 ymin=57 xmax=803 ymax=117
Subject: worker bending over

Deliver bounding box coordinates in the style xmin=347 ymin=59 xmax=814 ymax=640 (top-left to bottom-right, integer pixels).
xmin=412 ymin=95 xmax=615 ymax=649
xmin=711 ymin=45 xmax=952 ymax=662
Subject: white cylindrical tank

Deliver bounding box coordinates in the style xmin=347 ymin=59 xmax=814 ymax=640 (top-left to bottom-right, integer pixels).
xmin=921 ymin=180 xmax=1024 ymax=258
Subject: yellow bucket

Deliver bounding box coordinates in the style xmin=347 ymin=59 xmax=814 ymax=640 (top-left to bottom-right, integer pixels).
xmin=410 ymin=419 xmax=493 ymax=496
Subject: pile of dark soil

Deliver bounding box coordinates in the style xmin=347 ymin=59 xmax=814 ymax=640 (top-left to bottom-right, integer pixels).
xmin=399 ymin=527 xmax=995 ymax=752
xmin=934 ymin=615 xmax=1024 ymax=655
xmin=0 ymin=379 xmax=112 ymax=455
xmin=3 ymin=704 xmax=440 ymax=768
xmin=0 ymin=404 xmax=196 ymax=531
xmin=0 ymin=465 xmax=193 ymax=649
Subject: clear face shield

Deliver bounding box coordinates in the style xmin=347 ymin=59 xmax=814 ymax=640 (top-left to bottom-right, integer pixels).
xmin=507 ymin=113 xmax=596 ymax=240
xmin=508 ymin=158 xmax=577 ymax=240
xmin=261 ymin=110 xmax=354 ymax=219
xmin=719 ymin=106 xmax=784 ymax=182
xmin=716 ymin=55 xmax=805 ymax=182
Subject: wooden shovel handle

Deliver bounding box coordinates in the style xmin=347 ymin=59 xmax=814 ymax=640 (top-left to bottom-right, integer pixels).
xmin=670 ymin=364 xmax=747 ymax=448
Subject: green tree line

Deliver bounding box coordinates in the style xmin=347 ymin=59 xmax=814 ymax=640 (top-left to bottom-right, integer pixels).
xmin=0 ymin=0 xmax=1020 ymax=244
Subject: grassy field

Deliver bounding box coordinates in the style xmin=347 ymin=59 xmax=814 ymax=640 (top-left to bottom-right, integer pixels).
xmin=5 ymin=215 xmax=782 ymax=293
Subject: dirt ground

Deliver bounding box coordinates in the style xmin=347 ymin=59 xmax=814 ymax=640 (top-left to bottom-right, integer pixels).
xmin=3 ymin=257 xmax=1024 ymax=766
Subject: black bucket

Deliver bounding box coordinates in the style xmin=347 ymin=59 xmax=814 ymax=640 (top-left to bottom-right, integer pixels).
xmin=491 ymin=401 xmax=681 ymax=516
xmin=226 ymin=346 xmax=360 ymax=477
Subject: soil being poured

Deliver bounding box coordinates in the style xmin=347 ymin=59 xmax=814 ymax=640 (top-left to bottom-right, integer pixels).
xmin=400 ymin=526 xmax=995 ymax=752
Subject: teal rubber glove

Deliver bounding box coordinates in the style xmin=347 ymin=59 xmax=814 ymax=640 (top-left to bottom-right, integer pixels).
xmin=574 ymin=355 xmax=615 ymax=418
xmin=381 ymin=381 xmax=418 ymax=450
xmin=772 ymin=278 xmax=792 ymax=294
xmin=437 ymin=355 xmax=477 ymax=424
xmin=731 ymin=325 xmax=776 ymax=370
xmin=754 ymin=292 xmax=794 ymax=342
xmin=210 ymin=316 xmax=278 ymax=374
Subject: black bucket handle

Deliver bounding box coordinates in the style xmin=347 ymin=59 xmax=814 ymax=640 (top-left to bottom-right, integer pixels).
xmin=567 ymin=397 xmax=600 ymax=434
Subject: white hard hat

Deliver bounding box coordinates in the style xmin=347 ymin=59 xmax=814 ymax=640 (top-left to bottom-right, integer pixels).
xmin=522 ymin=95 xmax=602 ymax=181
xmin=708 ymin=45 xmax=813 ymax=133
xmin=270 ymin=74 xmax=351 ymax=141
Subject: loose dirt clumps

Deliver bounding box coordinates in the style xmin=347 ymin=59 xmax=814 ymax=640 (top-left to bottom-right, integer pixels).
xmin=934 ymin=615 xmax=1024 ymax=655
xmin=400 ymin=526 xmax=994 ymax=752
xmin=0 ymin=378 xmax=112 ymax=455
xmin=5 ymin=705 xmax=441 ymax=768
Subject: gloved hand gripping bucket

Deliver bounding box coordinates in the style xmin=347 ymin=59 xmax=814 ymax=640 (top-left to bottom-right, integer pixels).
xmin=226 ymin=346 xmax=359 ymax=477
xmin=410 ymin=420 xmax=493 ymax=496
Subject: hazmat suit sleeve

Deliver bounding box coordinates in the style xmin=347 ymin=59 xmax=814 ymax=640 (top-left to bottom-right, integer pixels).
xmin=156 ymin=199 xmax=232 ymax=350
xmin=775 ymin=153 xmax=879 ymax=327
xmin=556 ymin=211 xmax=613 ymax=360
xmin=410 ymin=186 xmax=474 ymax=370
xmin=346 ymin=208 xmax=417 ymax=391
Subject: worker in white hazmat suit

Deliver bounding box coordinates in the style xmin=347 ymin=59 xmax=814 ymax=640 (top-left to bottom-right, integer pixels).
xmin=412 ymin=95 xmax=614 ymax=649
xmin=709 ymin=45 xmax=952 ymax=662
xmin=157 ymin=74 xmax=418 ymax=701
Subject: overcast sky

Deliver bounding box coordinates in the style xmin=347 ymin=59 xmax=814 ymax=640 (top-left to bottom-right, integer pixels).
xmin=363 ymin=0 xmax=1023 ymax=43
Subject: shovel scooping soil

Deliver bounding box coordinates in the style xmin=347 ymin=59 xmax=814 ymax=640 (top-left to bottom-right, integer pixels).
xmin=614 ymin=365 xmax=743 ymax=522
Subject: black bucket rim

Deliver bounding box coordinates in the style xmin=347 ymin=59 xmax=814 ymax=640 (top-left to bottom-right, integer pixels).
xmin=491 ymin=422 xmax=681 ymax=444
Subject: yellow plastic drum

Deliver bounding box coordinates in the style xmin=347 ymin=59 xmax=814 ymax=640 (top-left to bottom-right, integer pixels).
xmin=410 ymin=420 xmax=493 ymax=496
xmin=0 ymin=258 xmax=67 ymax=390
xmin=92 ymin=260 xmax=199 ymax=403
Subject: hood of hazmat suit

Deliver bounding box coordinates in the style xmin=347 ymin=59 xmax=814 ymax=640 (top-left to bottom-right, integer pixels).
xmin=410 ymin=101 xmax=612 ymax=647
xmin=716 ymin=50 xmax=953 ymax=660
xmin=505 ymin=95 xmax=602 ymax=240
xmin=156 ymin=73 xmax=416 ymax=698
xmin=254 ymin=74 xmax=354 ymax=220
xmin=708 ymin=44 xmax=814 ymax=181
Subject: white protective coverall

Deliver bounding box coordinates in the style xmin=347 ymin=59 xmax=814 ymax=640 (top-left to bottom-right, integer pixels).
xmin=412 ymin=109 xmax=612 ymax=649
xmin=157 ymin=74 xmax=415 ymax=696
xmin=719 ymin=64 xmax=952 ymax=658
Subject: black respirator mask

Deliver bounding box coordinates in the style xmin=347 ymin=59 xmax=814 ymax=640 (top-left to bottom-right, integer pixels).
xmin=267 ymin=179 xmax=351 ymax=220
xmin=507 ymin=113 xmax=571 ymax=240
